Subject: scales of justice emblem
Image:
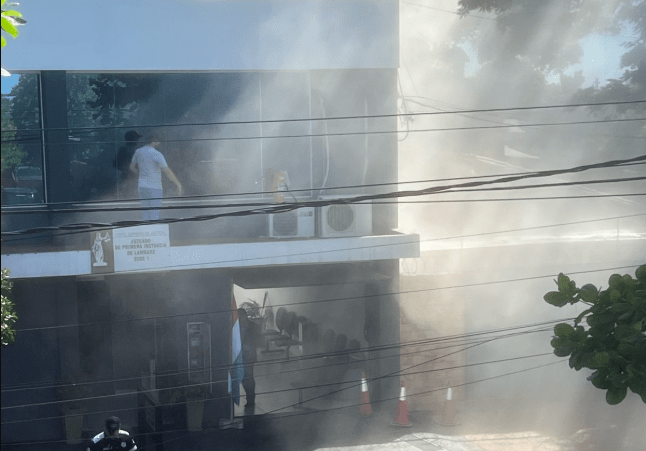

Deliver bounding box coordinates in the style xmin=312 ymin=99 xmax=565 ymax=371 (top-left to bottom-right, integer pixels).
xmin=92 ymin=232 xmax=111 ymax=267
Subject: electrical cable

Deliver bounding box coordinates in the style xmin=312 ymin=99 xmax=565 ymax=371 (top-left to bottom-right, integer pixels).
xmin=261 ymin=334 xmax=508 ymax=415
xmin=5 ymin=194 xmax=646 ymax=219
xmin=243 ymin=337 xmax=554 ymax=387
xmin=396 ymin=72 xmax=412 ymax=142
xmin=0 ymin=337 xmax=557 ymax=427
xmin=2 ymin=177 xmax=643 ymax=242
xmin=3 ymin=160 xmax=643 ymax=210
xmin=3 ymin=312 xmax=567 ymax=391
xmin=3 ymin=324 xmax=564 ymax=403
xmin=2 ymin=154 xmax=644 ymax=237
xmin=9 ymin=264 xmax=636 ymax=333
xmin=402 ymin=97 xmax=510 ymax=126
xmin=2 ymin=318 xmax=562 ymax=393
xmin=376 ymin=193 xmax=646 ymax=203
xmin=3 ymin=322 xmax=555 ymax=401
xmin=0 ymin=358 xmax=566 ymax=448
xmin=257 ymin=359 xmax=567 ymax=422
xmin=3 ymin=175 xmax=644 ymax=216
xmin=0 ymin=331 xmax=554 ymax=413
xmin=2 ymin=185 xmax=646 ymax=254
xmin=2 ymin=99 xmax=644 ymax=136
xmin=0 ymin=336 xmax=532 ymax=396
xmin=3 ymin=116 xmax=645 ymax=146
xmin=1 ymin=349 xmax=556 ymax=428
xmin=400 ymin=0 xmax=497 ymax=20
xmin=126 ymin=360 xmax=567 ymax=451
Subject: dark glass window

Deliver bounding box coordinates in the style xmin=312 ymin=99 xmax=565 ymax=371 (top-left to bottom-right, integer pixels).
xmin=1 ymin=73 xmax=45 ymax=205
xmin=59 ymin=71 xmax=394 ymax=204
xmin=66 ymin=73 xmax=165 ymax=201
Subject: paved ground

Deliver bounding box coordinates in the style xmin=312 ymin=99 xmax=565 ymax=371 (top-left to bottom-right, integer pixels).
xmin=154 ymin=403 xmax=644 ymax=451
xmin=4 ymin=398 xmax=643 ymax=450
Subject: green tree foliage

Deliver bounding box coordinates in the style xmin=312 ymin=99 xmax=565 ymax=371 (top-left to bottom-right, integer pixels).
xmin=87 ymin=74 xmax=162 ymax=127
xmin=544 ymin=265 xmax=646 ymax=404
xmin=3 ymin=74 xmax=41 ymax=174
xmin=1 ymin=0 xmax=25 ymax=76
xmin=457 ymin=0 xmax=646 ymax=160
xmin=2 ymin=1 xmax=25 ymax=346
xmin=1 ymin=268 xmax=18 ymax=346
xmin=1 ymin=95 xmax=25 ymax=171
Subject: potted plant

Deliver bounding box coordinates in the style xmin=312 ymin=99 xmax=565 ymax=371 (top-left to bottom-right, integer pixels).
xmin=56 ymin=372 xmax=92 ymax=444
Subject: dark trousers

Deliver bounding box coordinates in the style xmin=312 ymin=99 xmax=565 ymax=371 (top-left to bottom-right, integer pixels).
xmin=242 ymin=363 xmax=255 ymax=405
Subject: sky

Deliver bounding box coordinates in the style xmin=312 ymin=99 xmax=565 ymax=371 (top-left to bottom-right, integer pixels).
xmin=565 ymin=33 xmax=636 ymax=85
xmin=457 ymin=33 xmax=632 ymax=84
xmin=0 ymin=21 xmax=634 ymax=94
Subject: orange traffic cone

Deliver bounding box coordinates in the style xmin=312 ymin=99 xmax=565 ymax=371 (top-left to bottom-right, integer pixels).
xmin=391 ymin=381 xmax=412 ymax=427
xmin=439 ymin=386 xmax=458 ymax=426
xmin=360 ymin=373 xmax=372 ymax=416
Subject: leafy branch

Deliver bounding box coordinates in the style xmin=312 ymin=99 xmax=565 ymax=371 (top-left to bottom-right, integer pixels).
xmin=1 ymin=268 xmax=18 ymax=346
xmin=1 ymin=0 xmax=26 ymax=76
xmin=544 ymin=264 xmax=646 ymax=405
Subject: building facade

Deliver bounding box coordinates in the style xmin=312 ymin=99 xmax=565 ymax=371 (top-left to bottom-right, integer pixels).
xmin=1 ymin=0 xmax=419 ymax=446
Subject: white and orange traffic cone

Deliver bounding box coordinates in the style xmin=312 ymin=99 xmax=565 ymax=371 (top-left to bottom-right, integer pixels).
xmin=360 ymin=373 xmax=372 ymax=416
xmin=440 ymin=386 xmax=457 ymax=426
xmin=391 ymin=381 xmax=412 ymax=427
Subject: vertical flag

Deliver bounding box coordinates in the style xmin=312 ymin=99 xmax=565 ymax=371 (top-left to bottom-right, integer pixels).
xmin=228 ymin=294 xmax=245 ymax=405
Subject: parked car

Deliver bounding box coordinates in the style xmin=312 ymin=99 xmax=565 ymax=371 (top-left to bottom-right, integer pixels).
xmin=12 ymin=166 xmax=44 ymax=202
xmin=14 ymin=165 xmax=43 ymax=183
xmin=1 ymin=187 xmax=42 ymax=205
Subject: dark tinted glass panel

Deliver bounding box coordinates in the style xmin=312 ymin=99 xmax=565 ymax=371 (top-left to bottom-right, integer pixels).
xmin=58 ymin=71 xmax=398 ymax=204
xmin=1 ymin=73 xmax=44 ymax=205
xmin=261 ymin=72 xmax=312 ymax=194
xmin=65 ymin=72 xmax=270 ymax=201
xmin=162 ymin=73 xmax=262 ymax=197
xmin=66 ymin=74 xmax=166 ymax=201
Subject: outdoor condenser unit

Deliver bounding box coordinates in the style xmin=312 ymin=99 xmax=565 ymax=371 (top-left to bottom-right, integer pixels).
xmin=318 ymin=196 xmax=372 ymax=238
xmin=268 ymin=207 xmax=316 ymax=238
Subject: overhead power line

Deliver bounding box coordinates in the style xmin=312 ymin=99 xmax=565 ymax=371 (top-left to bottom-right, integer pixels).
xmin=3 ymin=175 xmax=643 ymax=216
xmin=384 ymin=193 xmax=646 ymax=203
xmin=3 ymin=117 xmax=644 ymax=146
xmin=2 ymin=350 xmax=556 ymax=424
xmin=0 ymin=335 xmax=543 ymax=396
xmin=400 ymin=0 xmax=497 ymax=20
xmin=0 ymin=354 xmax=563 ymax=436
xmin=262 ymin=334 xmax=516 ymax=415
xmin=4 ymin=160 xmax=643 ymax=210
xmin=262 ymin=359 xmax=567 ymax=422
xmin=0 ymin=330 xmax=554 ymax=413
xmin=2 ymin=154 xmax=644 ymax=238
xmin=2 ymin=318 xmax=562 ymax=394
xmin=1 ymin=321 xmax=558 ymax=420
xmin=2 ymin=99 xmax=644 ymax=135
xmin=10 ymin=264 xmax=638 ymax=334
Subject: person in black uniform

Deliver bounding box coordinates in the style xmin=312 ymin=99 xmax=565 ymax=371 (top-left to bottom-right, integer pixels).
xmin=114 ymin=130 xmax=141 ymax=198
xmin=238 ymin=308 xmax=261 ymax=409
xmin=87 ymin=416 xmax=137 ymax=451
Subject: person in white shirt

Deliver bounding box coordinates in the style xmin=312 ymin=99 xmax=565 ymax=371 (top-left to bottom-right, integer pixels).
xmin=129 ymin=132 xmax=183 ymax=220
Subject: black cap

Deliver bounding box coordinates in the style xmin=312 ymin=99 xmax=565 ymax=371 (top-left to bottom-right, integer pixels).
xmin=105 ymin=416 xmax=121 ymax=434
xmin=125 ymin=130 xmax=142 ymax=142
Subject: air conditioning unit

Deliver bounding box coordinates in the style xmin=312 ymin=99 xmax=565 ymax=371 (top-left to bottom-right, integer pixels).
xmin=318 ymin=196 xmax=372 ymax=237
xmin=268 ymin=207 xmax=315 ymax=238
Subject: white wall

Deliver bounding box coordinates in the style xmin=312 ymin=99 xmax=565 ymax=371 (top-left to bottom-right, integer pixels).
xmin=3 ymin=0 xmax=398 ymax=71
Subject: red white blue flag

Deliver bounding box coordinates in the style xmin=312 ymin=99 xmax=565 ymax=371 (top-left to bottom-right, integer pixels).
xmin=228 ymin=294 xmax=245 ymax=405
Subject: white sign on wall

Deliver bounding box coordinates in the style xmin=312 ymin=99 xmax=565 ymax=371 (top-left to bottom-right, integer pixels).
xmin=113 ymin=225 xmax=171 ymax=272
